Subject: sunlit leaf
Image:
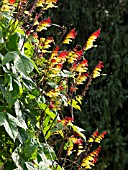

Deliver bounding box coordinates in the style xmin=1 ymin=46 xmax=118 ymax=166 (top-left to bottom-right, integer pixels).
xmin=2 ymin=51 xmax=19 ymax=65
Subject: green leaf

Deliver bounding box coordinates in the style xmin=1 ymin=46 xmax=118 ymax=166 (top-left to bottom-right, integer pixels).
xmin=0 ymin=112 xmax=27 ymax=141
xmin=0 ymin=30 xmax=4 ymax=43
xmin=0 ymin=112 xmax=6 ymax=126
xmin=40 ymin=143 xmax=57 ymax=161
xmin=71 ymin=99 xmax=81 ymax=111
xmin=25 ymin=162 xmax=37 ymax=170
xmin=14 ymin=54 xmax=34 ymax=75
xmin=3 ymin=117 xmax=18 ymax=141
xmin=7 ymin=113 xmax=27 ymax=130
xmin=2 ymin=51 xmax=19 ymax=65
xmin=4 ymin=80 xmax=19 ymax=107
xmin=68 ymin=123 xmax=86 ymax=141
xmin=6 ymin=32 xmax=22 ymax=51
xmin=30 ymin=60 xmax=40 ymax=74
xmin=12 ymin=147 xmax=24 ymax=170
xmin=52 ymin=165 xmax=64 ymax=170
xmin=38 ymin=103 xmax=56 ymax=119
xmin=14 ymin=100 xmax=28 ymax=130
xmin=22 ymin=76 xmax=35 ymax=90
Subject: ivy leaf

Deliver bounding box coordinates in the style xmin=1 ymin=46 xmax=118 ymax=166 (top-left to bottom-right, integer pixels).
xmin=3 ymin=117 xmax=18 ymax=141
xmin=22 ymin=76 xmax=35 ymax=90
xmin=14 ymin=100 xmax=28 ymax=130
xmin=4 ymin=80 xmax=19 ymax=107
xmin=2 ymin=51 xmax=19 ymax=65
xmin=40 ymin=143 xmax=57 ymax=160
xmin=6 ymin=32 xmax=23 ymax=51
xmin=7 ymin=113 xmax=27 ymax=130
xmin=14 ymin=54 xmax=34 ymax=75
xmin=0 ymin=112 xmax=27 ymax=141
xmin=12 ymin=147 xmax=24 ymax=170
xmin=0 ymin=112 xmax=18 ymax=141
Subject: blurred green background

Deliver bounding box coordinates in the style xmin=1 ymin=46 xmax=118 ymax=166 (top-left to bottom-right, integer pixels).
xmin=48 ymin=0 xmax=128 ymax=169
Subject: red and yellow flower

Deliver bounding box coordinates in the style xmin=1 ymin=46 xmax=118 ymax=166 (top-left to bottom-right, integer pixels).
xmin=81 ymin=146 xmax=101 ymax=169
xmin=84 ymin=28 xmax=101 ymax=51
xmin=93 ymin=61 xmax=104 ymax=78
xmin=37 ymin=17 xmax=51 ymax=31
xmin=63 ymin=28 xmax=77 ymax=44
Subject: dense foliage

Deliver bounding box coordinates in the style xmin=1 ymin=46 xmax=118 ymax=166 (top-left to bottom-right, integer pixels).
xmin=50 ymin=0 xmax=128 ymax=170
xmin=0 ymin=0 xmax=106 ymax=170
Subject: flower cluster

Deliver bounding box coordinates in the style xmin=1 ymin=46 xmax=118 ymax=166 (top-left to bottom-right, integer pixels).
xmin=39 ymin=37 xmax=54 ymax=53
xmin=36 ymin=17 xmax=51 ymax=31
xmin=93 ymin=61 xmax=104 ymax=78
xmin=67 ymin=135 xmax=83 ymax=156
xmin=1 ymin=0 xmax=16 ymax=11
xmin=57 ymin=116 xmax=74 ymax=125
xmin=88 ymin=129 xmax=106 ymax=143
xmin=36 ymin=0 xmax=58 ymax=10
xmin=67 ymin=48 xmax=83 ymax=64
xmin=84 ymin=28 xmax=101 ymax=51
xmin=81 ymin=146 xmax=101 ymax=169
xmin=63 ymin=28 xmax=77 ymax=44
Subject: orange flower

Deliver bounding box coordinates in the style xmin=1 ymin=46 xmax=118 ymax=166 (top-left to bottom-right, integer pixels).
xmin=41 ymin=37 xmax=54 ymax=49
xmin=75 ymin=73 xmax=89 ymax=85
xmin=84 ymin=28 xmax=101 ymax=51
xmin=50 ymin=46 xmax=60 ymax=59
xmin=63 ymin=28 xmax=77 ymax=44
xmin=88 ymin=129 xmax=99 ymax=143
xmin=57 ymin=116 xmax=74 ymax=125
xmin=67 ymin=47 xmax=83 ymax=63
xmin=81 ymin=146 xmax=101 ymax=169
xmin=9 ymin=0 xmax=15 ymax=4
xmin=37 ymin=17 xmax=51 ymax=31
xmin=93 ymin=61 xmax=104 ymax=78
xmin=75 ymin=59 xmax=88 ymax=73
xmin=95 ymin=131 xmax=106 ymax=143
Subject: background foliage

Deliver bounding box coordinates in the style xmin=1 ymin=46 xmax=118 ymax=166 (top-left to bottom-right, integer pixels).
xmin=49 ymin=0 xmax=128 ymax=170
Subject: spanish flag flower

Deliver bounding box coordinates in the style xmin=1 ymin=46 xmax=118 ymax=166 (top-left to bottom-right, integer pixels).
xmin=75 ymin=73 xmax=89 ymax=85
xmin=75 ymin=59 xmax=88 ymax=73
xmin=93 ymin=61 xmax=104 ymax=78
xmin=95 ymin=131 xmax=107 ymax=143
xmin=88 ymin=129 xmax=99 ymax=143
xmin=50 ymin=46 xmax=60 ymax=60
xmin=67 ymin=48 xmax=83 ymax=63
xmin=46 ymin=89 xmax=59 ymax=98
xmin=37 ymin=17 xmax=51 ymax=31
xmin=57 ymin=116 xmax=74 ymax=125
xmin=81 ymin=146 xmax=101 ymax=169
xmin=88 ymin=130 xmax=106 ymax=143
xmin=9 ymin=0 xmax=15 ymax=4
xmin=63 ymin=28 xmax=77 ymax=44
xmin=84 ymin=28 xmax=101 ymax=51
xmin=67 ymin=135 xmax=83 ymax=156
xmin=41 ymin=37 xmax=54 ymax=50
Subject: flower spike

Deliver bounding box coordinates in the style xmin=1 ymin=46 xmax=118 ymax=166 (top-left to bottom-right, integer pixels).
xmin=63 ymin=28 xmax=77 ymax=44
xmin=84 ymin=28 xmax=101 ymax=51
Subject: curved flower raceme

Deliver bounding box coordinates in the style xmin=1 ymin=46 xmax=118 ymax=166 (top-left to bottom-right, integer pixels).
xmin=93 ymin=61 xmax=104 ymax=78
xmin=63 ymin=28 xmax=77 ymax=44
xmin=81 ymin=146 xmax=101 ymax=169
xmin=84 ymin=28 xmax=101 ymax=51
